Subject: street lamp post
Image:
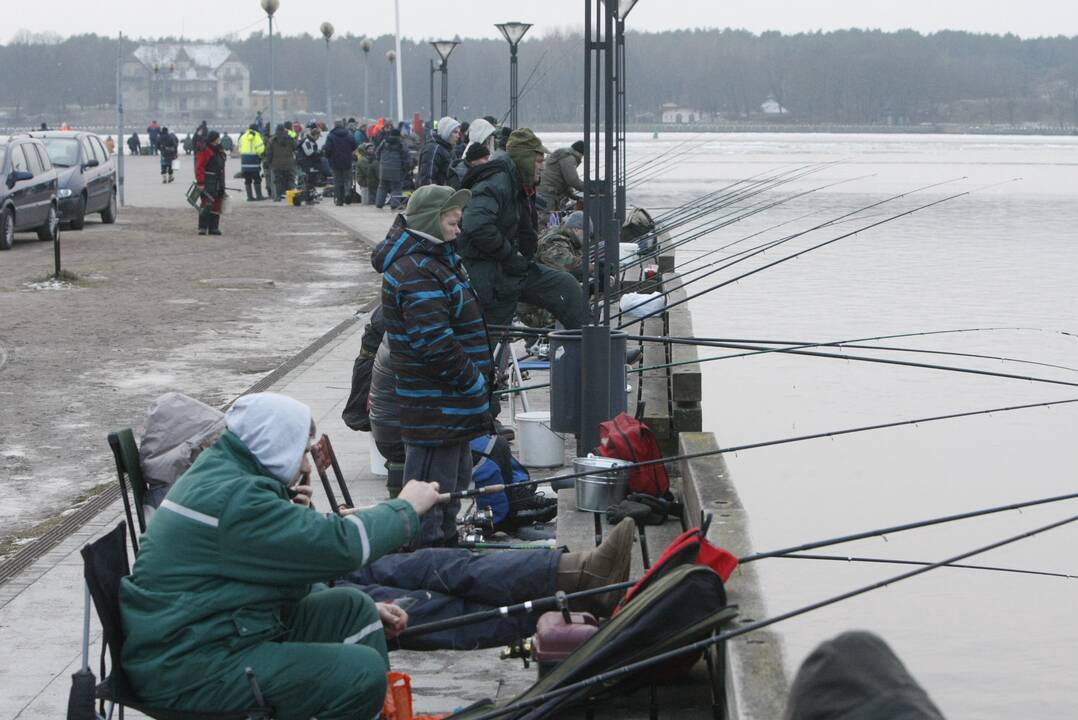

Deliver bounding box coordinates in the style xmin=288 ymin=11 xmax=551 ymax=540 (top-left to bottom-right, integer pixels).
xmin=430 ymin=40 xmax=459 ymax=118
xmin=613 ymin=0 xmax=638 ymax=226
xmin=495 ymin=22 xmax=532 ymax=128
xmin=428 ymin=59 xmax=442 ymax=128
xmin=261 ymin=0 xmax=280 ymax=131
xmin=386 ymin=50 xmax=397 ymax=119
xmin=321 ymin=22 xmax=334 ymax=120
xmin=360 ymin=38 xmax=373 ymax=120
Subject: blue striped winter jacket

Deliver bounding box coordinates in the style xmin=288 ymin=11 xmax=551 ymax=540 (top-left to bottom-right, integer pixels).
xmin=372 ymin=217 xmax=494 ymax=445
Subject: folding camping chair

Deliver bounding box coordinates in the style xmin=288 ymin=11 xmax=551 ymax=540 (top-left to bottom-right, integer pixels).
xmin=492 ymin=329 xmax=532 ymax=418
xmin=108 ymin=430 xmax=148 ymax=557
xmin=308 ymin=433 xmax=355 ymax=515
xmin=81 ymin=521 xmax=275 ymax=719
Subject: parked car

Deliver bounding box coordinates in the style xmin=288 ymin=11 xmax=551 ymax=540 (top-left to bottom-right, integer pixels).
xmin=31 ymin=131 xmax=117 ymax=230
xmin=0 ymin=135 xmax=59 ymax=251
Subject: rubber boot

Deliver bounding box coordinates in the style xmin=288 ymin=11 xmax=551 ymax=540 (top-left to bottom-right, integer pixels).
xmin=198 ymin=209 xmax=209 ymax=235
xmin=556 ymin=517 xmax=636 ymax=617
xmin=255 ymin=183 xmax=265 ymax=201
xmin=385 ymin=461 xmax=404 ymax=499
xmin=246 ymin=182 xmax=255 ymax=202
xmin=208 ymin=213 xmax=222 ymax=236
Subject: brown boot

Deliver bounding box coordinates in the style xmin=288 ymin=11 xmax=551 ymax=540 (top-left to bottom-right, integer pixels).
xmin=556 ymin=517 xmax=636 ymax=617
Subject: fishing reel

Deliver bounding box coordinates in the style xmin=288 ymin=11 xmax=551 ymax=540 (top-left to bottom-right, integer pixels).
xmin=457 ymin=506 xmax=494 ymax=542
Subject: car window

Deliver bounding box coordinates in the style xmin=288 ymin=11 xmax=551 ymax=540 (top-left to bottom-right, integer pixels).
xmin=0 ymin=147 xmax=6 ymax=170
xmin=44 ymin=137 xmax=81 ymax=167
xmin=11 ymin=145 xmax=30 ymax=173
xmin=81 ymin=138 xmax=96 ymax=164
xmin=24 ymin=144 xmax=44 ymax=174
xmin=34 ymin=144 xmax=52 ymax=171
xmin=91 ymin=137 xmax=109 ymax=162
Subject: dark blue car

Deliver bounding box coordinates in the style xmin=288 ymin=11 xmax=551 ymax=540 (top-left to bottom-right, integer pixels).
xmin=0 ymin=135 xmax=59 ymax=251
xmin=32 ymin=131 xmax=118 ymax=230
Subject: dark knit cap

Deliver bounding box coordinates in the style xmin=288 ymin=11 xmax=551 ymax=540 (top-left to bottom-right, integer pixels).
xmin=207 ymin=130 xmax=221 ymax=144
xmin=572 ymin=140 xmax=586 ymax=154
xmin=465 ymin=143 xmax=490 ymax=163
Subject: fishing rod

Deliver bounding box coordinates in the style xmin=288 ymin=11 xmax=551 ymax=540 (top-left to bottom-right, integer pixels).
xmin=775 ymin=553 xmax=1078 ymax=581
xmin=620 ymin=333 xmax=1078 ymax=393
xmin=462 ymin=511 xmax=1078 ymax=720
xmin=623 ymin=135 xmax=705 ymax=184
xmin=489 ymin=326 xmax=1078 ymax=398
xmin=399 ymin=580 xmax=639 ymax=640
xmin=615 ymin=177 xmax=968 ymax=322
xmin=498 ymin=49 xmax=550 ymax=126
xmin=435 ymin=395 xmax=1078 ymax=502
xmin=409 ymin=488 xmax=1078 ymax=642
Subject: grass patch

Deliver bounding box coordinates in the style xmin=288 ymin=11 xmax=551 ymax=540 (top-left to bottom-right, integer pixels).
xmin=0 ymin=480 xmax=116 ymax=562
xmin=24 ymin=269 xmax=94 ymax=289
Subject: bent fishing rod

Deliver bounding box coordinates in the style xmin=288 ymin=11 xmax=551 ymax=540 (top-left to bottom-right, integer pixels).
xmin=436 ymin=395 xmax=1078 ymax=502
xmin=616 ymin=177 xmax=968 ymax=322
xmin=409 ymin=488 xmax=1078 ymax=640
xmin=460 ymin=511 xmax=1078 ymax=720
xmin=774 ymin=553 xmax=1078 ymax=581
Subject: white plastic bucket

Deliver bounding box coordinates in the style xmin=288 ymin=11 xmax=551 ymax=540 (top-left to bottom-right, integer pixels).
xmin=516 ymin=411 xmax=564 ymax=468
xmin=368 ymin=434 xmax=389 ymax=476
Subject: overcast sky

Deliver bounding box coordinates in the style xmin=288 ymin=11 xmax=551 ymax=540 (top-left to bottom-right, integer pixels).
xmin=11 ymin=0 xmax=1078 ymax=42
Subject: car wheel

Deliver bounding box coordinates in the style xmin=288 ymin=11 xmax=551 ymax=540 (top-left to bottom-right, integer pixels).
xmin=37 ymin=204 xmax=59 ymax=242
xmin=69 ymin=194 xmax=87 ymax=230
xmin=0 ymin=207 xmax=13 ymax=251
xmin=101 ymin=188 xmax=118 ymax=224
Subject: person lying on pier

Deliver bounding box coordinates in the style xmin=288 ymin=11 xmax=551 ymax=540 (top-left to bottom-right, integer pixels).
xmin=134 ymin=391 xmax=633 ymax=654
xmin=120 ymin=392 xmax=442 ymax=719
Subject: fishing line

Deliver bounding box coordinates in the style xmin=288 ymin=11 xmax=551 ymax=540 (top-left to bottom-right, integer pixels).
xmin=439 ymin=396 xmax=1078 ymax=502
xmin=460 ymin=511 xmax=1078 ymax=720
xmin=774 ymin=553 xmax=1078 ymax=581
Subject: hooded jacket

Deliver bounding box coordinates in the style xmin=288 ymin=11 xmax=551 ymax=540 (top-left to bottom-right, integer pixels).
xmin=324 ymin=125 xmax=358 ymax=171
xmin=371 ymin=188 xmax=493 ymax=446
xmin=418 ymin=135 xmax=455 ymax=187
xmin=457 ymin=155 xmax=530 ymax=267
xmin=538 ymin=146 xmax=585 ymax=207
xmin=376 ymin=134 xmax=410 ymax=183
xmin=264 ymin=127 xmax=296 ymax=171
xmin=157 ymin=130 xmax=178 ymax=161
xmin=119 ymin=393 xmax=419 ymax=704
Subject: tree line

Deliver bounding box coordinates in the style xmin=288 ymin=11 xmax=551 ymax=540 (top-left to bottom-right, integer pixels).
xmin=2 ymin=27 xmax=1078 ymax=128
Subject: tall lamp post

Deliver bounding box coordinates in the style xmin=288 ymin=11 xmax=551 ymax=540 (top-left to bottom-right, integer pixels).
xmin=321 ymin=22 xmax=334 ymax=119
xmin=261 ymin=0 xmax=280 ymax=131
xmin=430 ymin=40 xmax=459 ymax=118
xmin=386 ymin=50 xmax=397 ymax=119
xmin=611 ymin=0 xmax=638 ymax=226
xmin=360 ymin=38 xmax=373 ymax=120
xmin=428 ymin=59 xmax=442 ymax=128
xmin=495 ymin=22 xmax=532 ymax=128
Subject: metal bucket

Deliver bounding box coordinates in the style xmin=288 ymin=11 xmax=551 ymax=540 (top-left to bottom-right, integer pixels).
xmin=573 ymin=456 xmax=631 ymax=513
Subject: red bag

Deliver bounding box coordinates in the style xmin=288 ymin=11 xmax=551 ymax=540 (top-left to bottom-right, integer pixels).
xmin=597 ymin=412 xmax=669 ymax=496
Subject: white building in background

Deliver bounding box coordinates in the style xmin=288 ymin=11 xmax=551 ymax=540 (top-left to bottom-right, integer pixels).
xmin=661 ymin=103 xmax=712 ymax=124
xmin=760 ymin=96 xmax=789 ymax=115
xmin=122 ymin=44 xmax=250 ymax=119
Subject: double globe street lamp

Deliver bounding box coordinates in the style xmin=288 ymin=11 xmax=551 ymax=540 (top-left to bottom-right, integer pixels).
xmin=495 ymin=22 xmax=532 ymax=129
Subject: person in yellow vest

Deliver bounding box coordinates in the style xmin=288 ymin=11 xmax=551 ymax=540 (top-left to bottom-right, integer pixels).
xmin=238 ymin=124 xmax=267 ymax=202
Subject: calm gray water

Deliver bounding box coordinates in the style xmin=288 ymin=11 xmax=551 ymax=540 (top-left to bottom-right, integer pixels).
xmin=617 ymin=133 xmax=1078 ymax=717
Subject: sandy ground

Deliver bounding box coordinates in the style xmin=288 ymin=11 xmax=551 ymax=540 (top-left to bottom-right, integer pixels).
xmin=0 ymin=155 xmax=383 ymax=546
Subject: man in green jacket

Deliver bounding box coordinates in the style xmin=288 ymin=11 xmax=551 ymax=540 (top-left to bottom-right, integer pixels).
xmin=120 ymin=392 xmax=441 ymax=719
xmin=458 ymin=128 xmax=584 ymax=331
xmin=537 ymin=140 xmax=585 ymax=223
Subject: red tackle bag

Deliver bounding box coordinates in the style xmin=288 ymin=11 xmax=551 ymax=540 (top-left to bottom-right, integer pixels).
xmin=598 ymin=412 xmax=669 ymax=496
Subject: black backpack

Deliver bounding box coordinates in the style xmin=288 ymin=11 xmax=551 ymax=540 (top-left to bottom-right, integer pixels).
xmin=342 ymin=307 xmax=385 ymax=432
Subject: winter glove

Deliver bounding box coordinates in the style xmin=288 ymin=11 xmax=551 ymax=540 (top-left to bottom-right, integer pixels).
xmin=504 ymin=253 xmax=531 ymax=277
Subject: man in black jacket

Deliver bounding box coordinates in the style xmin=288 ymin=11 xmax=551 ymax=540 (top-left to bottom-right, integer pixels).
xmin=324 ymin=120 xmax=358 ymax=206
xmin=417 ymin=116 xmax=461 ymax=187
xmin=157 ymin=128 xmax=178 ymax=184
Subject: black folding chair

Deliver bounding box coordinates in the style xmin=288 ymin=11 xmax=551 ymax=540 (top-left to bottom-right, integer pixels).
xmin=107 ymin=430 xmax=147 ymax=557
xmin=81 ymin=521 xmax=274 ymax=719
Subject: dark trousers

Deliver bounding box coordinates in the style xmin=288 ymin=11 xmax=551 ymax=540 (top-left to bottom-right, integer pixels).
xmin=367 ymin=181 xmax=379 ymax=205
xmin=344 ymin=547 xmax=560 ymax=651
xmin=243 ymin=170 xmax=263 ymax=200
xmin=376 ymin=177 xmax=403 ymax=209
xmin=160 ymin=158 xmax=173 ymax=177
xmin=332 ymin=168 xmax=350 ymax=205
xmin=403 ymin=441 xmax=471 ymax=547
xmin=467 ymin=258 xmax=585 ymax=330
xmin=272 ymin=169 xmax=292 ymax=200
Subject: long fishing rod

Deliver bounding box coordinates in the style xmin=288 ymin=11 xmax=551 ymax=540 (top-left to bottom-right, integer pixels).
xmin=623 ymin=135 xmax=705 ymax=185
xmin=620 ymin=333 xmax=1078 ymax=393
xmin=399 ymin=580 xmax=639 ymax=640
xmin=498 ymin=49 xmax=549 ymax=126
xmin=776 ymin=553 xmax=1078 ymax=581
xmin=436 ymin=396 xmax=1078 ymax=502
xmin=623 ymin=140 xmax=702 ymax=185
xmin=616 ymin=177 xmax=967 ymax=322
xmin=489 ymin=326 xmax=1078 ymax=398
xmin=409 ymin=488 xmax=1078 ymax=642
xmin=458 ymin=511 xmax=1078 ymax=720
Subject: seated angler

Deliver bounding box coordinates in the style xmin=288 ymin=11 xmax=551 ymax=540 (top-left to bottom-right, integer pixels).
xmin=119 ymin=392 xmax=442 ymax=720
